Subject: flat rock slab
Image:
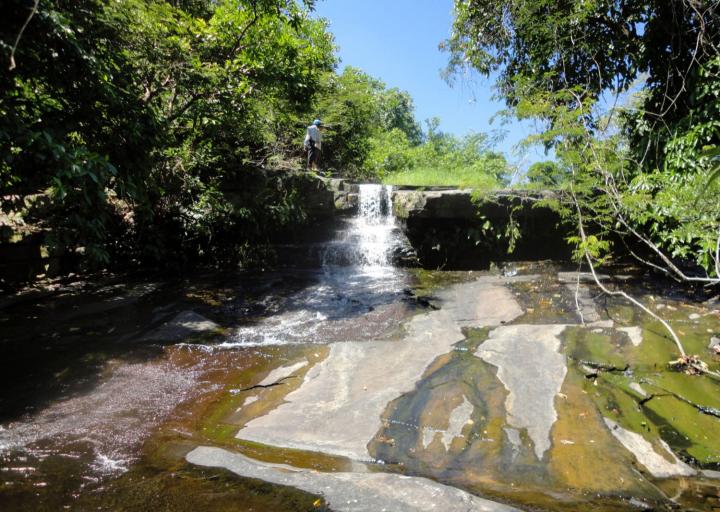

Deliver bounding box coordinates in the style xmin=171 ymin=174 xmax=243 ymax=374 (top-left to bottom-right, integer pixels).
xmin=187 ymin=446 xmax=520 ymax=512
xmin=392 ymin=189 xmax=558 ymax=220
xmin=557 ymin=272 xmax=610 ymax=283
xmin=604 ymin=418 xmax=696 ymax=478
xmin=142 ymin=310 xmax=219 ymax=342
xmin=258 ymin=360 xmax=309 ymax=386
xmin=564 ymin=283 xmax=601 ymax=322
xmin=437 ymin=275 xmax=535 ymax=327
xmin=236 ymin=277 xmax=532 ymax=460
xmin=475 ymin=324 xmax=568 ymax=460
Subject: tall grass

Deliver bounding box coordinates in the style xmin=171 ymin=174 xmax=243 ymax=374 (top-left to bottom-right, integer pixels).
xmin=381 ymin=167 xmax=501 ymax=189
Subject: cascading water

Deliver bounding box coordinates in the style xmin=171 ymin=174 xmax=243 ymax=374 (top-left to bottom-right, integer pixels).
xmin=222 ymin=183 xmax=409 ymax=347
xmin=0 ymin=183 xmax=413 ymax=509
xmin=322 ymin=184 xmax=397 ymax=267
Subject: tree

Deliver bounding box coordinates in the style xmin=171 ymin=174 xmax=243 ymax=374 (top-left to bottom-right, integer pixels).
xmin=443 ymin=0 xmax=720 ymax=280
xmin=525 ymin=161 xmax=568 ymax=189
xmin=1 ymin=0 xmax=160 ymax=263
xmin=1 ymin=0 xmax=336 ymax=267
xmin=443 ymin=1 xmax=717 ymax=132
xmin=312 ymin=67 xmax=422 ymax=177
xmin=377 ymin=88 xmax=423 ymax=145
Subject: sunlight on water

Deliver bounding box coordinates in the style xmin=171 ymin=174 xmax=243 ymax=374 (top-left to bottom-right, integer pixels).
xmin=220 ymin=185 xmax=408 ymax=349
xmin=92 ymin=454 xmax=129 ymax=474
xmin=0 ymin=361 xmax=199 ymax=469
xmin=0 ymin=183 xmax=413 ymax=508
xmin=322 ymin=184 xmax=396 ymax=268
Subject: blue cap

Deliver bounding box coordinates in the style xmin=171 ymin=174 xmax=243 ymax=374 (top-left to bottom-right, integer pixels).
xmin=313 ymin=119 xmax=324 ymax=126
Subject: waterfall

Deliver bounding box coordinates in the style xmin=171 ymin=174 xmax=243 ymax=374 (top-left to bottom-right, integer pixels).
xmin=221 ymin=183 xmax=407 ymax=348
xmin=359 ymin=183 xmax=393 ymax=220
xmin=322 ymin=184 xmax=397 ymax=268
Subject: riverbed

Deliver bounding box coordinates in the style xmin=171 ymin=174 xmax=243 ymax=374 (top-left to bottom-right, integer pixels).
xmin=2 ymin=185 xmax=720 ymax=511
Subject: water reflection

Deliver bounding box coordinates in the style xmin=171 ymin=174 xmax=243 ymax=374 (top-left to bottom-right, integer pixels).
xmin=0 ymin=184 xmax=414 ymax=509
xmin=0 ymin=357 xmax=199 ymax=472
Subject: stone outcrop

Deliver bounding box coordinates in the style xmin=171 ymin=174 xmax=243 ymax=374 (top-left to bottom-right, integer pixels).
xmin=187 ymin=446 xmax=521 ymax=512
xmin=222 ymin=172 xmax=338 ymax=218
xmin=391 ymin=189 xmax=572 ymax=269
xmin=142 ymin=310 xmax=220 ymax=342
xmin=392 ymin=189 xmax=559 ymax=220
xmin=234 ymin=276 xmax=535 ymax=460
xmin=327 ymin=178 xmax=359 ymax=215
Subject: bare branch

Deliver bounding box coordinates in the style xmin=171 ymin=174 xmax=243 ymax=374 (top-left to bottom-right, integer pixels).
xmin=8 ymin=0 xmax=40 ymax=71
xmin=572 ymin=189 xmax=688 ymax=357
xmin=574 ymin=264 xmax=586 ymax=326
xmin=225 ymin=10 xmax=260 ymax=61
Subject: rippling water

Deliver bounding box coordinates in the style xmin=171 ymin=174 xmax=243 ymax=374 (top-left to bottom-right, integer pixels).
xmin=220 ymin=184 xmax=409 ymax=348
xmin=0 ymin=184 xmax=414 ymax=509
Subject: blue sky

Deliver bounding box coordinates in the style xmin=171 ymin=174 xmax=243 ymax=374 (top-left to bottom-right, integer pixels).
xmin=313 ymin=0 xmax=551 ymax=167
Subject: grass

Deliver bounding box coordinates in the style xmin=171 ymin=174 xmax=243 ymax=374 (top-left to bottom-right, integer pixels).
xmin=381 ymin=166 xmax=500 ymax=189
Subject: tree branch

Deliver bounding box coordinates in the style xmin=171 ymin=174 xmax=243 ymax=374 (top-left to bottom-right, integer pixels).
xmin=572 ymin=190 xmax=688 ymax=358
xmin=8 ymin=0 xmax=40 ymax=71
xmin=167 ymin=92 xmax=206 ymax=123
xmin=225 ymin=10 xmax=260 ymax=61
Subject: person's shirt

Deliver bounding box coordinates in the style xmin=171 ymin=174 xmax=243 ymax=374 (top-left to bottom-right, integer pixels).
xmin=304 ymin=125 xmax=322 ymax=149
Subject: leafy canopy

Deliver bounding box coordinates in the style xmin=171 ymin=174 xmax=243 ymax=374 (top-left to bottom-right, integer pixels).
xmin=444 ymin=0 xmax=720 ymax=278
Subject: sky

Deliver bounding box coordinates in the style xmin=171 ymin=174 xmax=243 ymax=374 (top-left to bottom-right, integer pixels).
xmin=313 ymin=0 xmax=552 ymax=167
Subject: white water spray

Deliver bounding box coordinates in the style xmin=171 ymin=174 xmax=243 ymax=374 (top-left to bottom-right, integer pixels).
xmin=225 ymin=183 xmax=406 ymax=348
xmin=322 ymin=184 xmax=397 ymax=268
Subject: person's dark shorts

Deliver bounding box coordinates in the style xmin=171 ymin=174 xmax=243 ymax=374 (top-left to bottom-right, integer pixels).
xmin=308 ymin=143 xmax=321 ymax=167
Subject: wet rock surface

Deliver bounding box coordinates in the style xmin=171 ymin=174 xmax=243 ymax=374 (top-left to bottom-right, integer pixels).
xmin=188 ymin=446 xmax=520 ymax=512
xmin=476 ymin=324 xmax=568 ymax=459
xmin=234 ymin=277 xmax=532 ymax=460
xmin=1 ymin=262 xmax=720 ymax=511
xmin=564 ymin=282 xmax=601 ymax=322
xmin=142 ymin=310 xmax=220 ymax=341
xmin=603 ymin=418 xmax=696 ymax=478
xmin=3 ymin=190 xmax=720 ymax=511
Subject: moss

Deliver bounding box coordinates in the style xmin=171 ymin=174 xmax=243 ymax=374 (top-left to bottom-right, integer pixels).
xmin=547 ymin=367 xmax=663 ymax=500
xmin=560 ymin=303 xmax=720 ymax=472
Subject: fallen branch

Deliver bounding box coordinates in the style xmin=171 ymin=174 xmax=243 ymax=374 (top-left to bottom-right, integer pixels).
xmin=573 ymin=264 xmax=586 ymax=326
xmin=638 ymin=394 xmax=656 ymax=406
xmin=576 ymin=358 xmax=629 ymax=373
xmin=571 ymin=191 xmax=720 ymax=381
xmin=239 ymin=376 xmax=298 ymax=392
xmin=644 ymin=381 xmax=720 ymax=418
xmin=573 ymin=193 xmax=686 ymax=356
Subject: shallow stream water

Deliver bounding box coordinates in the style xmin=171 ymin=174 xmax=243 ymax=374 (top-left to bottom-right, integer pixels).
xmin=0 ymin=184 xmax=414 ymax=511
xmin=2 ymin=185 xmax=720 ymax=511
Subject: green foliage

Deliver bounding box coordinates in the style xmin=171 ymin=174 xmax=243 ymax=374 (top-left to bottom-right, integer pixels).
xmin=1 ymin=0 xmax=335 ymax=269
xmin=1 ymin=0 xmax=159 ymax=263
xmin=311 ymin=71 xmax=512 ymax=185
xmin=697 ymin=145 xmax=720 ymax=202
xmin=445 ymin=0 xmax=720 ymax=277
xmin=524 ymin=161 xmax=569 ymax=189
xmin=377 ymin=88 xmax=423 ymax=145
xmin=310 ymin=67 xmax=422 ymax=177
xmin=312 ymin=68 xmax=384 ymax=175
xmin=380 ymin=119 xmax=512 ymax=188
xmin=368 ymin=128 xmax=416 ymax=175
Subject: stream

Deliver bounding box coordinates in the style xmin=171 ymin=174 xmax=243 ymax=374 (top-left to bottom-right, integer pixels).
xmin=0 ymin=184 xmax=415 ymax=511
xmin=3 ymin=184 xmax=720 ymax=511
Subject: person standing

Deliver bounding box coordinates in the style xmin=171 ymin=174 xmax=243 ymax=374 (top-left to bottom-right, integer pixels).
xmin=303 ymin=119 xmax=325 ymax=171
